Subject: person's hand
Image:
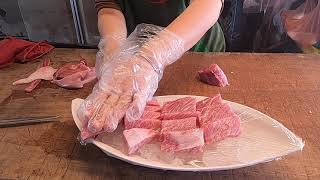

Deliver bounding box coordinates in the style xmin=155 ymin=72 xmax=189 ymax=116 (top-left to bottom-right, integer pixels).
xmin=78 ymin=53 xmax=160 ymax=140
xmin=95 ymin=35 xmax=126 ymax=79
xmin=77 ymin=24 xmax=185 ymax=141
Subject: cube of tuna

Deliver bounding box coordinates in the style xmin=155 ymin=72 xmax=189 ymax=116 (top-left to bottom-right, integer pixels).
xmin=123 ymin=128 xmax=158 ymax=155
xmin=125 ymin=118 xmax=161 ymax=130
xmin=198 ymin=64 xmax=229 ymax=87
xmin=144 ymin=105 xmax=162 ymax=112
xmin=162 ymin=97 xmax=196 ymax=113
xmin=161 ymin=111 xmax=200 ymax=120
xmin=161 ymin=117 xmax=197 ymax=133
xmin=200 ymin=103 xmax=241 ymax=144
xmin=141 ymin=111 xmax=161 ymax=119
xmin=196 ymin=94 xmax=223 ymax=111
xmin=198 ymin=103 xmax=230 ymax=126
xmin=202 ymin=114 xmax=241 ymax=144
xmin=146 ymin=99 xmax=160 ymax=106
xmin=161 ymin=128 xmax=204 ymax=152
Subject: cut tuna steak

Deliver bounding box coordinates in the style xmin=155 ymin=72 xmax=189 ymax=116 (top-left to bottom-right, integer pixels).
xmin=161 ymin=111 xmax=200 ymax=120
xmin=162 ymin=97 xmax=196 ymax=113
xmin=141 ymin=111 xmax=161 ymax=119
xmin=123 ymin=128 xmax=158 ymax=155
xmin=125 ymin=118 xmax=161 ymax=130
xmin=199 ymin=103 xmax=230 ymax=126
xmin=202 ymin=113 xmax=241 ymax=144
xmin=196 ymin=94 xmax=223 ymax=111
xmin=144 ymin=105 xmax=162 ymax=112
xmin=161 ymin=128 xmax=204 ymax=152
xmin=161 ymin=117 xmax=197 ymax=133
xmin=198 ymin=64 xmax=229 ymax=87
xmin=146 ymin=99 xmax=160 ymax=106
xmin=199 ymin=103 xmax=241 ymax=144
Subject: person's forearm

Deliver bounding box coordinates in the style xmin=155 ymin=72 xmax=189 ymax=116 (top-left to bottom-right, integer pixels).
xmin=138 ymin=0 xmax=223 ymax=68
xmin=97 ymin=8 xmax=127 ymax=54
xmin=166 ymin=0 xmax=223 ymax=51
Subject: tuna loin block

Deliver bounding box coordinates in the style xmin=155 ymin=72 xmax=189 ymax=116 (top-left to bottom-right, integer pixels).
xmin=162 ymin=97 xmax=197 ymax=113
xmin=198 ymin=64 xmax=229 ymax=87
xmin=161 ymin=128 xmax=204 ymax=152
xmin=123 ymin=128 xmax=158 ymax=155
xmin=161 ymin=117 xmax=197 ymax=133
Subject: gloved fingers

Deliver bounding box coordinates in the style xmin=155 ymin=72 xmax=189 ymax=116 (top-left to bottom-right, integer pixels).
xmin=103 ymin=92 xmax=133 ymax=131
xmin=87 ymin=93 xmax=120 ymax=133
xmin=77 ymin=90 xmax=109 ymax=126
xmin=125 ymin=91 xmax=149 ymax=122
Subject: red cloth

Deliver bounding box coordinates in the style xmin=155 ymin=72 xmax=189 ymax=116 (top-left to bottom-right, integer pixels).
xmin=15 ymin=41 xmax=54 ymax=62
xmin=0 ymin=37 xmax=54 ymax=68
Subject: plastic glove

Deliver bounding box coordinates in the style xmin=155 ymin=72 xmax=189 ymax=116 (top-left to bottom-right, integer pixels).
xmin=95 ymin=35 xmax=126 ymax=79
xmin=77 ymin=24 xmax=185 ymax=141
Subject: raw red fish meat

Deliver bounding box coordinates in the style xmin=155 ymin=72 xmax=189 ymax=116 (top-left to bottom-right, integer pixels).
xmin=202 ymin=114 xmax=240 ymax=144
xmin=12 ymin=66 xmax=57 ymax=85
xmin=199 ymin=104 xmax=233 ymax=125
xmin=196 ymin=94 xmax=223 ymax=111
xmin=200 ymin=103 xmax=241 ymax=144
xmin=123 ymin=128 xmax=158 ymax=155
xmin=141 ymin=111 xmax=161 ymax=119
xmin=52 ymin=59 xmax=96 ymax=89
xmin=161 ymin=128 xmax=204 ymax=152
xmin=146 ymin=99 xmax=160 ymax=106
xmin=144 ymin=105 xmax=161 ymax=112
xmin=161 ymin=117 xmax=197 ymax=133
xmin=125 ymin=118 xmax=161 ymax=130
xmin=198 ymin=64 xmax=229 ymax=87
xmin=161 ymin=111 xmax=200 ymax=120
xmin=25 ymin=59 xmax=51 ymax=92
xmin=162 ymin=97 xmax=196 ymax=113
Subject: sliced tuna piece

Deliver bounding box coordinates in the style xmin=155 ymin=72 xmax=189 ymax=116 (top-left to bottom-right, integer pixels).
xmin=161 ymin=117 xmax=197 ymax=133
xmin=123 ymin=128 xmax=158 ymax=155
xmin=196 ymin=94 xmax=223 ymax=111
xmin=141 ymin=111 xmax=161 ymax=119
xmin=202 ymin=113 xmax=241 ymax=144
xmin=161 ymin=128 xmax=204 ymax=152
xmin=162 ymin=97 xmax=196 ymax=114
xmin=144 ymin=105 xmax=162 ymax=112
xmin=161 ymin=111 xmax=200 ymax=120
xmin=146 ymin=99 xmax=160 ymax=106
xmin=125 ymin=118 xmax=161 ymax=130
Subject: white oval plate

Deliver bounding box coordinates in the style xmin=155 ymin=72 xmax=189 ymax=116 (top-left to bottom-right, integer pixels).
xmin=71 ymin=95 xmax=304 ymax=171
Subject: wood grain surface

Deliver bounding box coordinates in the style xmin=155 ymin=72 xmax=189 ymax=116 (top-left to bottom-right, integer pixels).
xmin=0 ymin=48 xmax=319 ymax=180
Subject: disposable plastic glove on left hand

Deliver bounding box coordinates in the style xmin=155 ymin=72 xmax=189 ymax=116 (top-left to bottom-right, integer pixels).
xmin=77 ymin=24 xmax=185 ymax=141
